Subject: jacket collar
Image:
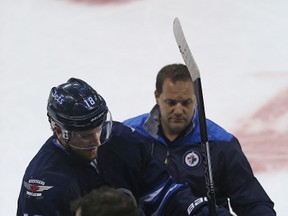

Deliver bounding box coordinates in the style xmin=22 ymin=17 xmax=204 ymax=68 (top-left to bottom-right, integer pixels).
xmin=143 ymin=104 xmax=196 ymax=140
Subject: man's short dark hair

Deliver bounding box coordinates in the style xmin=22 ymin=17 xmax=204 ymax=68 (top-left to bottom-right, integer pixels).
xmin=71 ymin=186 xmax=138 ymax=216
xmin=156 ymin=63 xmax=192 ymax=94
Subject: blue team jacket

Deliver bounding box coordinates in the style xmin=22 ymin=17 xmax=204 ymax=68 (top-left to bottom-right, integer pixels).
xmin=17 ymin=121 xmax=206 ymax=216
xmin=123 ymin=106 xmax=276 ymax=216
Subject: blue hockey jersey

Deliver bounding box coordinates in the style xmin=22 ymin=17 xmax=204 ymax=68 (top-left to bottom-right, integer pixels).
xmin=123 ymin=106 xmax=276 ymax=216
xmin=17 ymin=121 xmax=207 ymax=216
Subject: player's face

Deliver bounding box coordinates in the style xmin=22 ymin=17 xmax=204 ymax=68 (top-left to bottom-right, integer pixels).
xmin=155 ymin=78 xmax=196 ymax=141
xmin=68 ymin=126 xmax=102 ymax=161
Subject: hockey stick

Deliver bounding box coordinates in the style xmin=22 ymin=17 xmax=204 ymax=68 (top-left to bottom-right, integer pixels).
xmin=173 ymin=17 xmax=216 ymax=216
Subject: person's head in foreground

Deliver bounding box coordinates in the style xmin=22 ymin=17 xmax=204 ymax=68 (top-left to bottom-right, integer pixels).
xmin=71 ymin=186 xmax=138 ymax=216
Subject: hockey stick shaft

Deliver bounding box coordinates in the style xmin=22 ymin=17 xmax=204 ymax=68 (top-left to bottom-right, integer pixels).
xmin=173 ymin=17 xmax=216 ymax=216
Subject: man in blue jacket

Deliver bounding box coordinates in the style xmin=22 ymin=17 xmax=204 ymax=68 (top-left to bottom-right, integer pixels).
xmin=123 ymin=63 xmax=276 ymax=216
xmin=17 ymin=78 xmax=231 ymax=216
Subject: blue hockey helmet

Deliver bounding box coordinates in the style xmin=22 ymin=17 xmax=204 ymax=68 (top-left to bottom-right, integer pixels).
xmin=47 ymin=78 xmax=109 ymax=131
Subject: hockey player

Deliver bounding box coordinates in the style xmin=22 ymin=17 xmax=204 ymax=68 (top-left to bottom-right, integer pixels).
xmin=17 ymin=78 xmax=232 ymax=216
xmin=123 ymin=64 xmax=276 ymax=216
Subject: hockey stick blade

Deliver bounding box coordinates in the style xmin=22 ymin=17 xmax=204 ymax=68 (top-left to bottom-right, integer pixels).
xmin=173 ymin=17 xmax=217 ymax=216
xmin=173 ymin=17 xmax=200 ymax=81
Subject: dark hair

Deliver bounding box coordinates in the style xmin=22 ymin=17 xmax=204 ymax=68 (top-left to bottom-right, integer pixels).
xmin=155 ymin=63 xmax=192 ymax=94
xmin=71 ymin=186 xmax=138 ymax=216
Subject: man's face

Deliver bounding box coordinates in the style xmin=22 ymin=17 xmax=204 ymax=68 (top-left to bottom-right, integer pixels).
xmin=56 ymin=125 xmax=102 ymax=162
xmin=68 ymin=126 xmax=102 ymax=161
xmin=155 ymin=78 xmax=196 ymax=141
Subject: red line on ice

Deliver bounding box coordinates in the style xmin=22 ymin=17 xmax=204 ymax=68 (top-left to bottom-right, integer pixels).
xmin=234 ymin=88 xmax=288 ymax=173
xmin=67 ymin=0 xmax=135 ymax=5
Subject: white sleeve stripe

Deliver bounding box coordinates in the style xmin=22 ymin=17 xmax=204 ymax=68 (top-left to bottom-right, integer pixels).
xmin=144 ymin=186 xmax=164 ymax=202
xmin=151 ymin=184 xmax=183 ymax=216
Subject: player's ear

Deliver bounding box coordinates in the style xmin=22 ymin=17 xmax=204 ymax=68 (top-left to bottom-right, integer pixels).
xmin=154 ymin=90 xmax=160 ymax=104
xmin=53 ymin=124 xmax=62 ymax=139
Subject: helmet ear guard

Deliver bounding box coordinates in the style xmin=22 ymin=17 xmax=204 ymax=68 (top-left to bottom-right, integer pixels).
xmin=63 ymin=130 xmax=70 ymax=143
xmin=49 ymin=118 xmax=56 ymax=130
xmin=49 ymin=118 xmax=71 ymax=143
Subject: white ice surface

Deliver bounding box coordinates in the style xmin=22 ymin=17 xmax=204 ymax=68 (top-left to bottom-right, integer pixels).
xmin=1 ymin=0 xmax=287 ymax=215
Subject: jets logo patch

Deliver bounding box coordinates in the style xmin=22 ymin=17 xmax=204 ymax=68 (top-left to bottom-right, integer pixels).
xmin=24 ymin=179 xmax=53 ymax=197
xmin=183 ymin=150 xmax=201 ymax=168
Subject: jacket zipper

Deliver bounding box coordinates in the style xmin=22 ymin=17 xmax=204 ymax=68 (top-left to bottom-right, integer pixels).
xmin=164 ymin=150 xmax=170 ymax=165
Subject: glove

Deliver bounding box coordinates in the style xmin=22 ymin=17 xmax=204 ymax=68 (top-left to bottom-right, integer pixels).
xmin=194 ymin=206 xmax=232 ymax=216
